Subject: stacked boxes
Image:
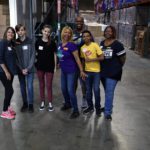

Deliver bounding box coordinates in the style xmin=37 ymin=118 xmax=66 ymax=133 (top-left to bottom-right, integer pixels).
xmin=85 ymin=23 xmax=103 ymax=37
xmin=126 ymin=6 xmax=136 ymax=25
xmin=0 ymin=3 xmax=9 ymax=39
xmin=134 ymin=29 xmax=145 ymax=56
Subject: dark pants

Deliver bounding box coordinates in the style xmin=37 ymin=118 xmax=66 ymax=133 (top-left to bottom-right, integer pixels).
xmin=0 ymin=73 xmax=14 ymax=111
xmin=74 ymin=71 xmax=86 ymax=99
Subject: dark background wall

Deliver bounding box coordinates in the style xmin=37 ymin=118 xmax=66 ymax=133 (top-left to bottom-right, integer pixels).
xmin=78 ymin=0 xmax=93 ymax=10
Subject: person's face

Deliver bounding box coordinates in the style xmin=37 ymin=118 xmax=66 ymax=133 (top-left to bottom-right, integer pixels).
xmin=83 ymin=32 xmax=91 ymax=44
xmin=6 ymin=28 xmax=15 ymax=41
xmin=62 ymin=29 xmax=72 ymax=42
xmin=42 ymin=27 xmax=51 ymax=39
xmin=17 ymin=26 xmax=26 ymax=38
xmin=104 ymin=27 xmax=113 ymax=39
xmin=75 ymin=17 xmax=84 ymax=30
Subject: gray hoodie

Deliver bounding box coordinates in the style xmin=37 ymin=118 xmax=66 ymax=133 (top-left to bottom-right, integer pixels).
xmin=15 ymin=37 xmax=35 ymax=73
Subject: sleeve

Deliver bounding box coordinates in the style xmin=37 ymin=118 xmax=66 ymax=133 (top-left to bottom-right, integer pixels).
xmin=99 ymin=40 xmax=104 ymax=46
xmin=15 ymin=49 xmax=23 ymax=70
xmin=52 ymin=40 xmax=57 ymax=53
xmin=70 ymin=42 xmax=78 ymax=53
xmin=35 ymin=40 xmax=38 ymax=51
xmin=27 ymin=40 xmax=35 ymax=71
xmin=0 ymin=40 xmax=5 ymax=64
xmin=115 ymin=41 xmax=126 ymax=57
xmin=95 ymin=43 xmax=103 ymax=56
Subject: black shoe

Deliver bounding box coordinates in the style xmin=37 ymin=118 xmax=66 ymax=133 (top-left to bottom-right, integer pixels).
xmin=83 ymin=107 xmax=94 ymax=114
xmin=20 ymin=104 xmax=28 ymax=112
xmin=70 ymin=111 xmax=80 ymax=119
xmin=101 ymin=107 xmax=105 ymax=112
xmin=28 ymin=104 xmax=34 ymax=113
xmin=60 ymin=104 xmax=72 ymax=111
xmin=96 ymin=109 xmax=101 ymax=117
xmin=105 ymin=115 xmax=112 ymax=121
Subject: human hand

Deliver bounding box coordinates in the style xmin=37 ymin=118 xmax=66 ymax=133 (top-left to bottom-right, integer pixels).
xmin=22 ymin=69 xmax=28 ymax=75
xmin=80 ymin=71 xmax=87 ymax=80
xmin=5 ymin=71 xmax=11 ymax=80
xmin=85 ymin=57 xmax=92 ymax=62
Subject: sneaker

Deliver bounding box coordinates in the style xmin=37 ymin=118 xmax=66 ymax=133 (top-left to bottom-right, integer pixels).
xmin=48 ymin=102 xmax=54 ymax=111
xmin=96 ymin=109 xmax=101 ymax=117
xmin=60 ymin=104 xmax=72 ymax=111
xmin=20 ymin=103 xmax=28 ymax=112
xmin=1 ymin=111 xmax=15 ymax=119
xmin=81 ymin=98 xmax=87 ymax=109
xmin=83 ymin=107 xmax=94 ymax=114
xmin=70 ymin=111 xmax=80 ymax=119
xmin=28 ymin=104 xmax=34 ymax=113
xmin=8 ymin=106 xmax=16 ymax=115
xmin=39 ymin=101 xmax=45 ymax=111
xmin=48 ymin=106 xmax=54 ymax=112
xmin=105 ymin=115 xmax=112 ymax=121
xmin=101 ymin=107 xmax=105 ymax=112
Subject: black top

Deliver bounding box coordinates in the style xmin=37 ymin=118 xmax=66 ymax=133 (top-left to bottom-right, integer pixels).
xmin=100 ymin=40 xmax=126 ymax=81
xmin=35 ymin=38 xmax=57 ymax=73
xmin=0 ymin=39 xmax=17 ymax=75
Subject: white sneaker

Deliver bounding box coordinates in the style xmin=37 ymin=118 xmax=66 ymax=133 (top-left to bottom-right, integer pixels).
xmin=39 ymin=101 xmax=45 ymax=110
xmin=48 ymin=103 xmax=54 ymax=112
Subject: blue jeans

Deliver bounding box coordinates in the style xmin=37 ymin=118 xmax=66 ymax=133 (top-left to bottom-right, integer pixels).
xmin=75 ymin=70 xmax=86 ymax=98
xmin=18 ymin=73 xmax=34 ymax=105
xmin=101 ymin=78 xmax=118 ymax=116
xmin=61 ymin=71 xmax=79 ymax=112
xmin=85 ymin=72 xmax=101 ymax=110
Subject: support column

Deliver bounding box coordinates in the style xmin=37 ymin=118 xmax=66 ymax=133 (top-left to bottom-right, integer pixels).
xmin=9 ymin=0 xmax=17 ymax=28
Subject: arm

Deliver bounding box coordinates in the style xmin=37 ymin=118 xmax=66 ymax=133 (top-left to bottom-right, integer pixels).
xmin=0 ymin=41 xmax=11 ymax=80
xmin=72 ymin=50 xmax=87 ymax=80
xmin=54 ymin=52 xmax=57 ymax=72
xmin=85 ymin=53 xmax=104 ymax=62
xmin=0 ymin=64 xmax=11 ymax=80
xmin=119 ymin=54 xmax=126 ymax=66
xmin=26 ymin=41 xmax=35 ymax=73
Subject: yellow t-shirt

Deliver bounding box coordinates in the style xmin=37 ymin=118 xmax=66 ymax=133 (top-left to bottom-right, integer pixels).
xmin=81 ymin=42 xmax=103 ymax=72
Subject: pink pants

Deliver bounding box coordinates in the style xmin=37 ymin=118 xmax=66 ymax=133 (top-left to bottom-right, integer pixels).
xmin=37 ymin=70 xmax=54 ymax=102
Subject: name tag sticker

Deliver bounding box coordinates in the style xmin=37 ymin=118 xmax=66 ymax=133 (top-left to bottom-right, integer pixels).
xmin=8 ymin=47 xmax=12 ymax=51
xmin=104 ymin=48 xmax=113 ymax=59
xmin=82 ymin=48 xmax=87 ymax=53
xmin=23 ymin=45 xmax=28 ymax=50
xmin=39 ymin=46 xmax=43 ymax=50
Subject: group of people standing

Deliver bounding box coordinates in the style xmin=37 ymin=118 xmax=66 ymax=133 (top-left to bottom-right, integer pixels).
xmin=0 ymin=16 xmax=126 ymax=121
xmin=0 ymin=24 xmax=57 ymax=120
xmin=57 ymin=16 xmax=126 ymax=120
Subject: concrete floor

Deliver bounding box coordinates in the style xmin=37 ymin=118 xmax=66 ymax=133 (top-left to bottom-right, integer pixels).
xmin=0 ymin=49 xmax=150 ymax=150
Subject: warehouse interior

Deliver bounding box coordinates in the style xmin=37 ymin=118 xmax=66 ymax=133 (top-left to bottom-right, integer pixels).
xmin=0 ymin=0 xmax=150 ymax=150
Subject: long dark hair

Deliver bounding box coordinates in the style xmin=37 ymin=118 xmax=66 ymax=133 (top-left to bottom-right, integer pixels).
xmin=104 ymin=25 xmax=116 ymax=39
xmin=42 ymin=24 xmax=52 ymax=46
xmin=3 ymin=26 xmax=16 ymax=40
